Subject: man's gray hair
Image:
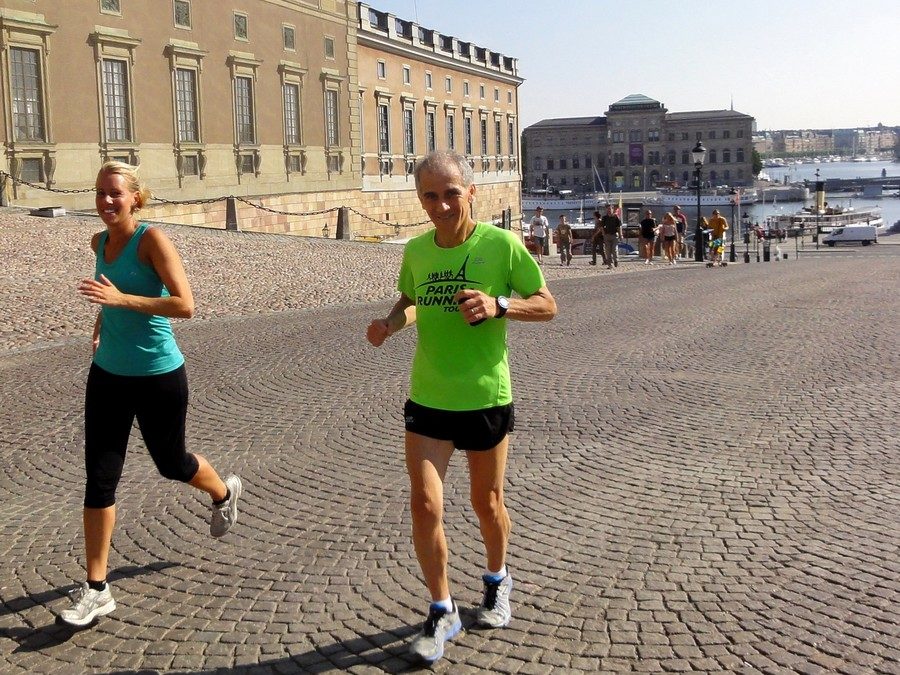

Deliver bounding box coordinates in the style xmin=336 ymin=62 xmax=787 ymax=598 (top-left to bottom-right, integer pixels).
xmin=413 ymin=150 xmax=474 ymax=189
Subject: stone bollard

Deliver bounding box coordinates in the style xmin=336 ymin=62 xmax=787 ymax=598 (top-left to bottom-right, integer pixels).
xmin=335 ymin=206 xmax=351 ymax=240
xmin=225 ymin=197 xmax=238 ymax=230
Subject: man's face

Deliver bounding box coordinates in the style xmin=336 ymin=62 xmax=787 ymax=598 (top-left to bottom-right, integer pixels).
xmin=416 ymin=163 xmax=475 ymax=230
xmin=606 ymin=206 xmax=614 ymax=214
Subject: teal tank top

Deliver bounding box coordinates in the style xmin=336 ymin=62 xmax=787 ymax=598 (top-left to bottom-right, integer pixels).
xmin=93 ymin=223 xmax=185 ymax=376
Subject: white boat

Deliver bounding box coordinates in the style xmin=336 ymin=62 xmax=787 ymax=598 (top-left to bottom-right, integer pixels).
xmin=772 ymin=204 xmax=885 ymax=234
xmin=648 ymin=187 xmax=758 ymax=207
xmin=522 ymin=192 xmax=606 ymax=211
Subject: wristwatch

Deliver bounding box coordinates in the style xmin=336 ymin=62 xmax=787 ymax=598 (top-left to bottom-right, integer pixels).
xmin=495 ymin=295 xmax=509 ymax=319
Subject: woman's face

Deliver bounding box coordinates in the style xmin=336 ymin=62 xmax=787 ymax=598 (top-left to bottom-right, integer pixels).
xmin=95 ymin=172 xmax=139 ymax=227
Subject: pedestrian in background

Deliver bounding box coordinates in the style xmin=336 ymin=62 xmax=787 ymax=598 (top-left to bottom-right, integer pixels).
xmin=600 ymin=204 xmax=623 ymax=269
xmin=672 ymin=204 xmax=688 ymax=258
xmin=659 ymin=212 xmax=679 ymax=264
xmin=639 ymin=209 xmax=658 ymax=265
xmin=530 ymin=206 xmax=548 ymax=265
xmin=707 ymin=209 xmax=728 ymax=265
xmin=62 ymin=161 xmax=243 ymax=627
xmin=366 ymin=150 xmax=557 ymax=664
xmin=590 ymin=209 xmax=604 ymax=266
xmin=556 ymin=214 xmax=573 ymax=266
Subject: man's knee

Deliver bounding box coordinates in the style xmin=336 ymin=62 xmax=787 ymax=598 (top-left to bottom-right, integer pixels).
xmin=471 ymin=487 xmax=505 ymax=521
xmin=410 ymin=488 xmax=443 ymax=524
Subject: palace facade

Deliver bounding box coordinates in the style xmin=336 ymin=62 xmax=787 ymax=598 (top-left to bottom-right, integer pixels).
xmin=0 ymin=1 xmax=521 ymax=236
xmin=523 ymin=94 xmax=755 ymax=193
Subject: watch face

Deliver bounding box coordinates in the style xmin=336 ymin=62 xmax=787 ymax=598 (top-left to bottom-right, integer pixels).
xmin=498 ymin=296 xmax=510 ymax=309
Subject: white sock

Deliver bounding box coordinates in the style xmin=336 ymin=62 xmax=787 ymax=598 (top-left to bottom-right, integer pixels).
xmin=430 ymin=597 xmax=453 ymax=612
xmin=485 ymin=565 xmax=507 ymax=580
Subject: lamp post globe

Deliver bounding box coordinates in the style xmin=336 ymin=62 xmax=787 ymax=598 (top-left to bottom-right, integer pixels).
xmin=692 ymin=141 xmax=706 ymax=262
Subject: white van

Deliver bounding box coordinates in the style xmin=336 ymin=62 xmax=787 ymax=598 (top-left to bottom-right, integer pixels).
xmin=822 ymin=225 xmax=878 ymax=247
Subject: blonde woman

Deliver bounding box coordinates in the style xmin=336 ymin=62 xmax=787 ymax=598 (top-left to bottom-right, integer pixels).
xmin=659 ymin=212 xmax=679 ymax=264
xmin=61 ymin=162 xmax=243 ymax=627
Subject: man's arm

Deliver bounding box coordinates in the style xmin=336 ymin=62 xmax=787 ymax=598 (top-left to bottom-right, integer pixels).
xmin=367 ymin=294 xmax=416 ymax=347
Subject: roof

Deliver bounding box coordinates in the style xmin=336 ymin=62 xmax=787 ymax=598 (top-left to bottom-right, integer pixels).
xmin=608 ymin=93 xmax=663 ymax=111
xmin=667 ymin=110 xmax=754 ymax=121
xmin=527 ymin=116 xmax=607 ymax=129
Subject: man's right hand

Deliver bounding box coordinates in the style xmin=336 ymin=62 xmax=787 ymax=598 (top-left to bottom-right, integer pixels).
xmin=366 ymin=319 xmax=391 ymax=347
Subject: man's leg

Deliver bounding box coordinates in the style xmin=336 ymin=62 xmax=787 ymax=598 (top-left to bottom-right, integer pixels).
xmin=466 ymin=436 xmax=510 ymax=574
xmin=405 ymin=432 xmax=455 ymax=601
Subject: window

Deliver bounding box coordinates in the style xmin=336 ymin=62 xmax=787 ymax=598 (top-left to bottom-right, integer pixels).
xmin=709 ymin=149 xmax=717 ymax=164
xmin=585 ymin=155 xmax=591 ymax=167
xmin=723 ymin=130 xmax=730 ymax=139
xmin=102 ymin=59 xmax=131 ymax=142
xmin=101 ymin=0 xmax=121 ymax=15
xmin=668 ymin=150 xmax=676 ymax=165
xmin=324 ymin=37 xmax=335 ymax=59
xmin=182 ymin=154 xmax=199 ymax=175
xmin=559 ymin=159 xmax=567 ymax=170
xmin=681 ymin=132 xmax=689 ymax=140
xmin=425 ymin=71 xmax=432 ymax=89
xmin=696 ymin=131 xmax=702 ymax=140
xmin=546 ymin=159 xmax=553 ymax=170
xmin=463 ymin=81 xmax=470 ymax=97
xmin=402 ymin=65 xmax=410 ymax=85
xmin=174 ymin=68 xmax=198 ymax=142
xmin=445 ymin=76 xmax=452 ymax=93
xmin=508 ymin=121 xmax=515 ymax=157
xmin=288 ymin=155 xmax=302 ymax=172
xmin=377 ymin=104 xmax=390 ymax=153
xmin=283 ymin=26 xmax=295 ymax=51
xmin=668 ymin=133 xmax=675 ymax=141
xmin=681 ymin=150 xmax=689 ymax=165
xmin=174 ymin=0 xmax=191 ymax=28
xmin=494 ymin=88 xmax=499 ymax=103
xmin=572 ymin=156 xmax=579 ymax=169
xmin=403 ymin=107 xmax=414 ymax=155
xmin=648 ymin=130 xmax=659 ymax=141
xmin=464 ymin=116 xmax=472 ymax=154
xmin=324 ymin=88 xmax=339 ymax=146
xmin=20 ymin=158 xmax=43 ymax=182
xmin=479 ymin=84 xmax=485 ymax=100
xmin=709 ymin=130 xmax=716 ymax=140
xmin=446 ymin=113 xmax=455 ymax=149
xmin=426 ymin=110 xmax=436 ymax=152
xmin=377 ymin=61 xmax=386 ymax=79
xmin=480 ymin=117 xmax=487 ymax=155
xmin=9 ymin=48 xmax=45 ymax=141
xmin=240 ymin=154 xmax=255 ymax=174
xmin=629 ymin=130 xmax=641 ymax=142
xmin=736 ymin=148 xmax=745 ymax=162
xmin=283 ymin=83 xmax=300 ymax=144
xmin=507 ymin=91 xmax=512 ymax=104
xmin=723 ymin=149 xmax=731 ymax=163
xmin=234 ymin=76 xmax=254 ymax=143
xmin=737 ymin=129 xmax=744 ymax=138
xmin=233 ymin=13 xmax=248 ymax=40
xmin=495 ymin=119 xmax=501 ymax=155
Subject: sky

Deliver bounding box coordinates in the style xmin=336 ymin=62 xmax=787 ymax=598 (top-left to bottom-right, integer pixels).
xmin=372 ymin=0 xmax=900 ymax=132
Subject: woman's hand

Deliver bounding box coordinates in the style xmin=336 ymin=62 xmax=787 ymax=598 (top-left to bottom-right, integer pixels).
xmin=78 ymin=274 xmax=123 ymax=308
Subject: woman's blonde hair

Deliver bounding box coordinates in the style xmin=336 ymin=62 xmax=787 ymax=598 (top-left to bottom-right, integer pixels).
xmin=96 ymin=161 xmax=151 ymax=211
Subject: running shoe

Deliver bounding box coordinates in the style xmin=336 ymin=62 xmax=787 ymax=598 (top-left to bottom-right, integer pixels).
xmin=58 ymin=582 xmax=116 ymax=626
xmin=409 ymin=602 xmax=462 ymax=663
xmin=210 ymin=474 xmax=243 ymax=538
xmin=476 ymin=572 xmax=513 ymax=628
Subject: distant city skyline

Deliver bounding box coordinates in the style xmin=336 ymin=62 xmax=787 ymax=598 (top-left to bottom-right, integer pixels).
xmin=373 ymin=0 xmax=900 ymax=132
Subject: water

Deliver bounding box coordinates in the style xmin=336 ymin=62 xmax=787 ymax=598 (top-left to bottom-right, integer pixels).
xmin=534 ymin=160 xmax=900 ymax=233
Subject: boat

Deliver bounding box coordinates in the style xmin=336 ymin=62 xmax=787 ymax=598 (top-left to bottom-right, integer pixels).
xmin=522 ymin=191 xmax=606 ymax=211
xmin=771 ymin=204 xmax=885 ymax=234
xmin=647 ymin=187 xmax=758 ymax=207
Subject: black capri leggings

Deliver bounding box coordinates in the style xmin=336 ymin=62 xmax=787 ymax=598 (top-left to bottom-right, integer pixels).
xmin=84 ymin=363 xmax=199 ymax=508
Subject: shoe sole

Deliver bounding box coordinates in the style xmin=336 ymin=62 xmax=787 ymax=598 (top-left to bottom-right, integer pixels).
xmin=412 ymin=618 xmax=462 ymax=663
xmin=58 ymin=599 xmax=116 ymax=627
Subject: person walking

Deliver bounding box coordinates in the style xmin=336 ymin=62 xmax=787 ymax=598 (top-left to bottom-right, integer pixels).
xmin=659 ymin=212 xmax=679 ymax=264
xmin=707 ymin=209 xmax=729 ymax=265
xmin=639 ymin=209 xmax=658 ymax=265
xmin=672 ymin=204 xmax=688 ymax=258
xmin=556 ymin=214 xmax=573 ymax=266
xmin=600 ymin=204 xmax=623 ymax=269
xmin=529 ymin=206 xmax=548 ymax=264
xmin=589 ymin=209 xmax=604 ymax=266
xmin=61 ymin=161 xmax=243 ymax=627
xmin=366 ymin=150 xmax=557 ymax=664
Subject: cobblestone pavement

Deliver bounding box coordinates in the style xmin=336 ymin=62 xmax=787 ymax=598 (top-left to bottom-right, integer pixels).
xmin=1 ymin=209 xmax=899 ymax=673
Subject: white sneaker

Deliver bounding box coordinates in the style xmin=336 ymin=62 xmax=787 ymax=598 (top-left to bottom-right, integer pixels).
xmin=476 ymin=573 xmax=513 ymax=628
xmin=210 ymin=474 xmax=243 ymax=538
xmin=58 ymin=582 xmax=116 ymax=626
xmin=409 ymin=602 xmax=462 ymax=663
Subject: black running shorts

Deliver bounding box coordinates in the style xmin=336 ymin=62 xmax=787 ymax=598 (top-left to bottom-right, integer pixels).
xmin=404 ymin=399 xmax=515 ymax=451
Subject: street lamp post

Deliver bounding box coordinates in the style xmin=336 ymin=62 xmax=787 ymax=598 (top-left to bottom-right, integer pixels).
xmin=729 ymin=188 xmax=738 ymax=263
xmin=742 ymin=212 xmax=751 ymax=263
xmin=692 ymin=141 xmax=706 ymax=262
xmin=814 ymin=168 xmax=822 ymax=251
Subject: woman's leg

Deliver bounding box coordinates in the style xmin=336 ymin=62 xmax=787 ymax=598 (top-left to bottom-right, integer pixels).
xmin=85 ymin=506 xmax=116 ymax=582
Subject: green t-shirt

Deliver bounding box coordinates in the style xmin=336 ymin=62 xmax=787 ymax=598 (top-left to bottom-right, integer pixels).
xmin=398 ymin=223 xmax=545 ymax=411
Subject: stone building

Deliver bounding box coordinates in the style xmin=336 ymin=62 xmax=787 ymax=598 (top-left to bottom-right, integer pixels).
xmin=0 ymin=1 xmax=521 ymax=236
xmin=523 ymin=94 xmax=755 ymax=192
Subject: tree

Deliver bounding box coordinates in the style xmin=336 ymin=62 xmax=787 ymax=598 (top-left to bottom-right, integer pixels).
xmin=751 ymin=149 xmax=763 ymax=177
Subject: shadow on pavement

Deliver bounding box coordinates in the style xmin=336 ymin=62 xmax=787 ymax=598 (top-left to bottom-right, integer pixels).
xmin=0 ymin=561 xmax=180 ymax=652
